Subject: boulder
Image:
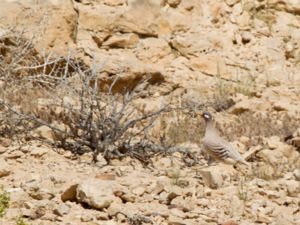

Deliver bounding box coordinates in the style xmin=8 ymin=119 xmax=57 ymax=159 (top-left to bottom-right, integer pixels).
xmin=76 ymin=179 xmax=121 ymax=210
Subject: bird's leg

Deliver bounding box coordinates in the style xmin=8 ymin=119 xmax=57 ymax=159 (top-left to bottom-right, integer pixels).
xmin=207 ymin=156 xmax=218 ymax=166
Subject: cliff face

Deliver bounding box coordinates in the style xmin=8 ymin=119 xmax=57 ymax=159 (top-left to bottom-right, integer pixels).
xmin=2 ymin=0 xmax=300 ymax=94
xmin=0 ymin=1 xmax=300 ymax=225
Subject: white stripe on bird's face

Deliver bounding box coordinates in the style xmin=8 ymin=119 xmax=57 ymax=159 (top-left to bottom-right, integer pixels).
xmin=204 ymin=114 xmax=210 ymax=119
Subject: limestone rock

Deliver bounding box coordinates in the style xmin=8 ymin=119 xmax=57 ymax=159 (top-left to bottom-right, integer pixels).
xmin=81 ymin=214 xmax=94 ymax=222
xmin=189 ymin=55 xmax=228 ymax=78
xmin=103 ymin=0 xmax=126 ymax=6
xmin=286 ymin=180 xmax=300 ymax=197
xmin=135 ymin=38 xmax=172 ymax=64
xmin=30 ymin=146 xmax=49 ymax=157
xmin=103 ymin=33 xmax=139 ymax=48
xmin=225 ymin=0 xmax=240 ymax=7
xmin=33 ymin=126 xmax=54 ymax=142
xmin=273 ymin=0 xmax=300 ymax=14
xmin=293 ymin=169 xmax=300 ymax=181
xmin=61 ymin=184 xmax=78 ymax=202
xmin=241 ymin=31 xmax=253 ymax=44
xmin=95 ymin=154 xmax=108 ymax=167
xmin=257 ymin=149 xmax=286 ymax=166
xmin=264 ymin=136 xmax=282 ymax=150
xmin=229 ymin=100 xmax=252 ymax=114
xmin=199 ymin=167 xmax=223 ymax=189
xmin=166 ymin=0 xmax=181 ymax=7
xmin=25 ymin=182 xmax=55 ymax=200
xmin=5 ymin=150 xmax=25 ymax=159
xmin=76 ymin=179 xmax=120 ymax=210
xmin=131 ymin=186 xmax=145 ymax=196
xmin=53 ymin=203 xmax=70 ymax=217
xmin=0 ymin=0 xmax=76 ymax=55
xmin=0 ymin=138 xmax=12 ymax=147
xmin=0 ymin=146 xmax=7 ymax=154
xmin=0 ymin=158 xmax=11 ymax=177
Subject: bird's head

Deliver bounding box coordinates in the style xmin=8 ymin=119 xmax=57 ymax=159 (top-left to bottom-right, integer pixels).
xmin=202 ymin=112 xmax=212 ymax=122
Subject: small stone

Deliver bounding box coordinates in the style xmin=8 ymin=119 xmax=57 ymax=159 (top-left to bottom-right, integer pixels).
xmin=293 ymin=169 xmax=300 ymax=181
xmin=285 ymin=41 xmax=294 ymax=58
xmin=170 ymin=208 xmax=185 ymax=218
xmin=116 ymin=212 xmax=126 ymax=222
xmin=0 ymin=146 xmax=7 ymax=154
xmin=291 ymin=137 xmax=300 ymax=148
xmin=225 ymin=0 xmax=240 ymax=7
xmin=33 ymin=125 xmax=54 ymax=141
xmin=5 ymin=150 xmax=24 ymax=159
xmin=229 ymin=100 xmax=252 ymax=114
xmin=61 ymin=184 xmax=78 ymax=202
xmin=166 ymin=0 xmax=181 ymax=7
xmin=0 ymin=138 xmax=12 ymax=147
xmin=286 ymin=180 xmax=300 ymax=197
xmin=0 ymin=158 xmax=11 ymax=177
xmin=168 ymin=215 xmax=186 ymax=225
xmin=30 ymin=146 xmax=48 ymax=157
xmin=265 ymin=136 xmax=282 ymax=150
xmin=96 ymin=211 xmax=109 ymax=220
xmin=120 ymin=193 xmax=135 ymax=203
xmin=53 ymin=203 xmax=70 ymax=216
xmin=131 ymin=186 xmax=145 ymax=196
xmin=103 ymin=33 xmax=139 ymax=49
xmin=106 ymin=200 xmax=124 ymax=217
xmin=28 ymin=188 xmax=55 ymax=200
xmin=24 ymin=201 xmax=34 ymax=209
xmin=103 ymin=0 xmax=126 ymax=6
xmin=199 ymin=167 xmax=223 ymax=189
xmin=95 ymin=154 xmax=108 ymax=167
xmin=103 ymin=221 xmax=118 ymax=225
xmin=241 ymin=31 xmax=253 ymax=44
xmin=81 ymin=214 xmax=93 ymax=222
xmin=79 ymin=152 xmax=93 ymax=163
xmin=148 ymin=182 xmax=164 ymax=195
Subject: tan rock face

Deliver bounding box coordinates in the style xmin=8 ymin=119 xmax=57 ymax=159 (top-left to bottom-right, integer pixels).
xmin=1 ymin=0 xmax=77 ymax=55
xmin=1 ymin=0 xmax=300 ymax=224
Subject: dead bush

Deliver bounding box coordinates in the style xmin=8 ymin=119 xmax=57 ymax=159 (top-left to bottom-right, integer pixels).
xmin=0 ymin=28 xmax=203 ymax=165
xmin=1 ymin=60 xmax=171 ymax=164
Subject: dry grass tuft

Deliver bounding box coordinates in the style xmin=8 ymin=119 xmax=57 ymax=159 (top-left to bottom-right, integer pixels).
xmin=219 ymin=111 xmax=298 ymax=148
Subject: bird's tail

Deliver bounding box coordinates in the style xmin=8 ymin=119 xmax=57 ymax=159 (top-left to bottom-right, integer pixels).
xmin=239 ymin=159 xmax=250 ymax=167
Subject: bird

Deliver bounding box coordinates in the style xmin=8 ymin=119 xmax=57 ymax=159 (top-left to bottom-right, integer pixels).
xmin=202 ymin=112 xmax=249 ymax=166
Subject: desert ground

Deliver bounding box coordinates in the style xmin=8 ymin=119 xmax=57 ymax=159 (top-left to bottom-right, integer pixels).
xmin=0 ymin=0 xmax=299 ymax=225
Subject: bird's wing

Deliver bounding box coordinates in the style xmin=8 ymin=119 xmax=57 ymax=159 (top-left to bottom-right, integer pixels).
xmin=203 ymin=137 xmax=231 ymax=160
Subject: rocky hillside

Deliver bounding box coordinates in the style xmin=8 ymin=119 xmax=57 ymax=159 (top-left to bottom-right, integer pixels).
xmin=0 ymin=0 xmax=299 ymax=225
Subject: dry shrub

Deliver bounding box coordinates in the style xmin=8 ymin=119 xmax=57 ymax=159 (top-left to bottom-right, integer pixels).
xmin=219 ymin=111 xmax=298 ymax=148
xmin=1 ymin=28 xmax=192 ymax=165
xmin=1 ymin=60 xmax=170 ymax=163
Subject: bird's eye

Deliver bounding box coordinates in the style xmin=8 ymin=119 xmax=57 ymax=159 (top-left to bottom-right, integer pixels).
xmin=204 ymin=114 xmax=210 ymax=119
